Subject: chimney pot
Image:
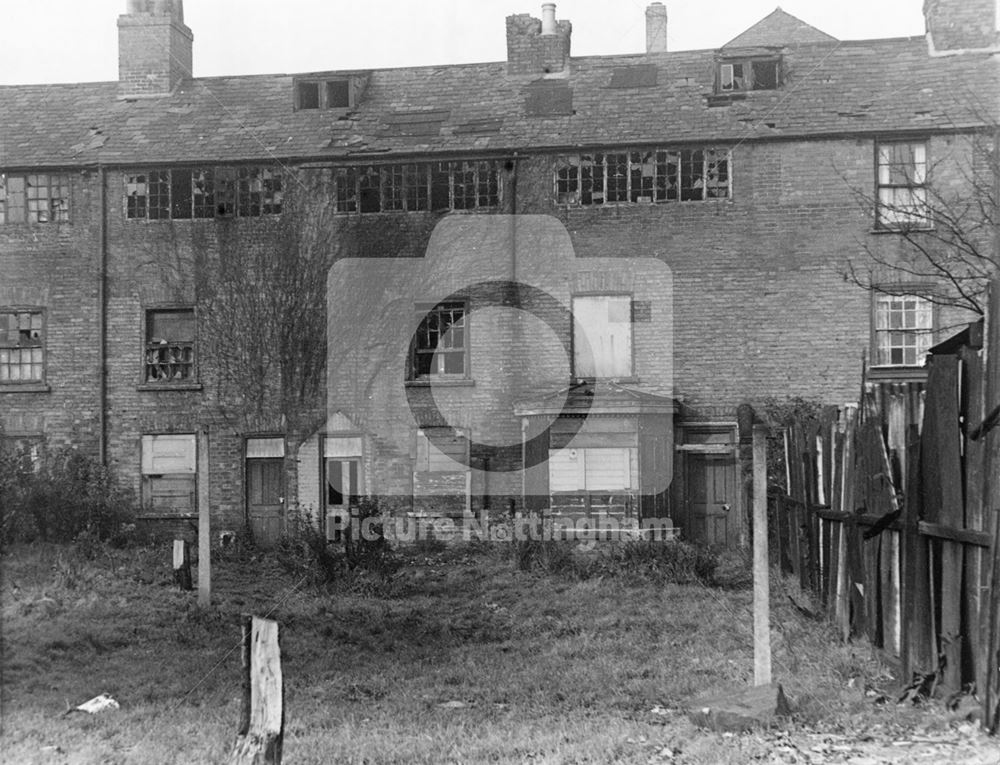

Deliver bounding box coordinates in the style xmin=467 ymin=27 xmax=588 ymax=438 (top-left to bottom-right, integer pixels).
xmin=646 ymin=2 xmax=667 ymax=53
xmin=541 ymin=3 xmax=557 ymax=35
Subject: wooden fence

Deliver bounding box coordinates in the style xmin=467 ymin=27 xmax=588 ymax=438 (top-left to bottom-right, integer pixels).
xmin=769 ymin=313 xmax=1000 ymax=730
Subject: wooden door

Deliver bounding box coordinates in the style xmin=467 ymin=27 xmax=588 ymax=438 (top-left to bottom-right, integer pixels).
xmin=687 ymin=454 xmax=736 ymax=547
xmin=247 ymin=458 xmax=284 ymax=545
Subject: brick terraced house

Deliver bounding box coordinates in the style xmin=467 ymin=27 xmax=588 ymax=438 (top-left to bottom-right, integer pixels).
xmin=1 ymin=0 xmax=997 ymax=547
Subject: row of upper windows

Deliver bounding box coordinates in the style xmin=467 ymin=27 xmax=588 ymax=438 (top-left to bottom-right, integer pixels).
xmin=0 ymin=292 xmax=938 ymax=391
xmin=0 ymin=141 xmax=929 ymax=226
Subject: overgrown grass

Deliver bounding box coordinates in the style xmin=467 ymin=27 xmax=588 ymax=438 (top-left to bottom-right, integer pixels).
xmin=0 ymin=540 xmax=936 ymax=764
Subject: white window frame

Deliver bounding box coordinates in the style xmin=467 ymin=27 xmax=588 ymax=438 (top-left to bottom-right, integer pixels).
xmin=876 ymin=141 xmax=929 ymax=229
xmin=873 ymin=294 xmax=934 ymax=366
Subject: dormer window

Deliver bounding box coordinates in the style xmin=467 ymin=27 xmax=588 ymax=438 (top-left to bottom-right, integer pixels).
xmin=295 ymin=77 xmax=354 ymax=110
xmin=718 ymin=57 xmax=780 ymax=92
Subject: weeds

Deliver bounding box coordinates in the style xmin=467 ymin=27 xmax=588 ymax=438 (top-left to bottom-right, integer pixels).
xmin=0 ymin=443 xmax=138 ymax=545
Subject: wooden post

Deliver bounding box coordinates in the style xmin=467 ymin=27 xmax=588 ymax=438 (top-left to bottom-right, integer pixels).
xmin=172 ymin=539 xmax=192 ymax=591
xmin=229 ymin=616 xmax=283 ymax=765
xmin=753 ymin=424 xmax=771 ymax=686
xmin=198 ymin=428 xmax=211 ymax=607
xmin=984 ymin=271 xmax=1000 ymax=731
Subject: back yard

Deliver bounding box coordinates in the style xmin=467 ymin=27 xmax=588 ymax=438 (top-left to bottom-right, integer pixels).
xmin=1 ymin=540 xmax=996 ymax=764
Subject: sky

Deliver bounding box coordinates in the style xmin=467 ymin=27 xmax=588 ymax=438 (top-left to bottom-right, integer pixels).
xmin=0 ymin=0 xmax=931 ymax=86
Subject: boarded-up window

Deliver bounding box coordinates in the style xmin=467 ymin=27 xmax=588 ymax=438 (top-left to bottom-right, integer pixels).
xmin=573 ymin=295 xmax=632 ymax=378
xmin=549 ymin=447 xmax=631 ymax=491
xmin=416 ymin=428 xmax=469 ymax=472
xmin=141 ymin=434 xmax=196 ymax=515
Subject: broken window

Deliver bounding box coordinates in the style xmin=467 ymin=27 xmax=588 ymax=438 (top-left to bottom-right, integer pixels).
xmin=554 ymin=148 xmax=730 ymax=206
xmin=124 ymin=167 xmax=280 ymax=219
xmin=331 ymin=161 xmax=502 ymax=214
xmin=0 ymin=309 xmax=44 ymax=383
xmin=141 ymin=434 xmax=197 ymax=516
xmin=297 ymin=81 xmax=320 ymax=109
xmin=145 ymin=308 xmax=195 ymax=383
xmin=874 ymin=294 xmax=934 ymax=366
xmin=718 ymin=57 xmax=780 ymax=92
xmin=573 ymin=295 xmax=632 ymax=379
xmin=876 ymin=141 xmax=929 ymax=229
xmin=295 ymin=77 xmax=353 ymax=110
xmin=1 ymin=173 xmax=69 ymax=224
xmin=411 ymin=301 xmax=467 ymax=379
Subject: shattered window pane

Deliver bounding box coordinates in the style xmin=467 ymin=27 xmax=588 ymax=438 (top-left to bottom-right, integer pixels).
xmin=191 ymin=169 xmax=215 ymax=218
xmin=334 ymin=167 xmax=358 ymax=213
xmin=412 ymin=302 xmax=466 ymax=378
xmin=11 ymin=174 xmax=70 ymax=224
xmin=718 ymin=58 xmax=779 ymax=92
xmin=0 ymin=309 xmax=44 ymax=383
xmin=330 ymin=160 xmax=500 ymax=214
xmin=555 ymin=148 xmax=729 ymax=206
xmin=145 ymin=308 xmax=196 ymax=383
xmin=126 ymin=174 xmax=148 ymax=219
xmin=297 ymin=81 xmax=320 ymax=109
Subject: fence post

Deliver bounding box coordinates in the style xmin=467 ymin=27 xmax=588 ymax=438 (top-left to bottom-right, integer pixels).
xmin=983 ymin=270 xmax=1000 ymax=731
xmin=753 ymin=424 xmax=771 ymax=686
xmin=172 ymin=539 xmax=192 ymax=591
xmin=229 ymin=616 xmax=283 ymax=765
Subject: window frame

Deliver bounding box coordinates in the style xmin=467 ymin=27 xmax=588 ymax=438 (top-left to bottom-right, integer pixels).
xmin=548 ymin=446 xmax=633 ymax=492
xmin=141 ymin=306 xmax=200 ymax=388
xmin=410 ymin=300 xmax=469 ymax=381
xmin=874 ymin=140 xmax=930 ymax=231
xmin=140 ymin=433 xmax=198 ymax=518
xmin=331 ymin=160 xmax=503 ymax=214
xmin=717 ymin=57 xmax=781 ymax=93
xmin=871 ymin=292 xmax=936 ymax=368
xmin=294 ymin=77 xmax=354 ymax=110
xmin=1 ymin=172 xmax=71 ymax=224
xmin=571 ymin=294 xmax=635 ymax=380
xmin=0 ymin=307 xmax=46 ymax=386
xmin=124 ymin=166 xmax=283 ymax=220
xmin=554 ymin=148 xmax=731 ymax=206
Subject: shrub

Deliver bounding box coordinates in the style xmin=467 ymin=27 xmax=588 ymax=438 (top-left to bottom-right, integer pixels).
xmin=0 ymin=443 xmax=138 ymax=545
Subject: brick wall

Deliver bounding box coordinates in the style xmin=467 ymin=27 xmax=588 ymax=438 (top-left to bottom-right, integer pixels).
xmin=0 ymin=170 xmax=102 ymax=453
xmin=924 ymin=0 xmax=999 ymax=51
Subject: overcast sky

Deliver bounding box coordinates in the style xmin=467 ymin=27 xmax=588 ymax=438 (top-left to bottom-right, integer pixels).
xmin=1 ymin=0 xmax=932 ymax=85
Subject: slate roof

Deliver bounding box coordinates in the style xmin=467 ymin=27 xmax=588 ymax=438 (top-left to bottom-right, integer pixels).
xmin=722 ymin=8 xmax=837 ymax=48
xmin=1 ymin=30 xmax=996 ymax=169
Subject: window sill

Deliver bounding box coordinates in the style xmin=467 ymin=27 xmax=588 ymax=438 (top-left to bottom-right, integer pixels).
xmin=867 ymin=365 xmax=928 ymax=381
xmin=137 ymin=381 xmax=204 ymax=392
xmin=869 ymin=225 xmax=934 ymax=235
xmin=0 ymin=382 xmax=51 ymax=393
xmin=405 ymin=379 xmax=475 ymax=388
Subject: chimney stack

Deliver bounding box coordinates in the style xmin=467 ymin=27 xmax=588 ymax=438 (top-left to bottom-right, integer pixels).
xmin=923 ymin=0 xmax=999 ymax=53
xmin=646 ymin=3 xmax=668 ymax=53
xmin=541 ymin=3 xmax=557 ymax=34
xmin=506 ymin=5 xmax=572 ymax=75
xmin=118 ymin=0 xmax=193 ymax=97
